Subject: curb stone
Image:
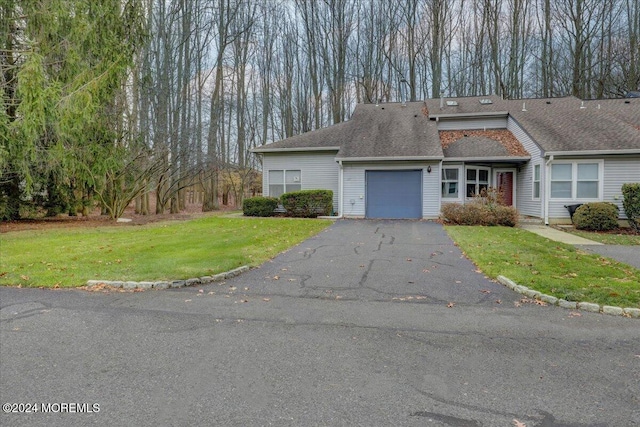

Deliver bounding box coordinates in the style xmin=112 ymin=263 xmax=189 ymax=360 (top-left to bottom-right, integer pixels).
xmin=496 ymin=275 xmax=637 ymax=318
xmin=86 ymin=266 xmax=251 ymax=291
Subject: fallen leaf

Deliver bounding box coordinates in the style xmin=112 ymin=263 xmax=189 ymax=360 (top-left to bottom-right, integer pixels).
xmin=273 ymin=275 xmax=279 ymax=280
xmin=185 ymin=299 xmax=192 ymax=302
xmin=198 ymin=289 xmax=204 ymax=293
xmin=422 ymin=269 xmax=430 ymax=273
xmin=406 ymin=258 xmax=412 ymax=262
xmin=20 ymin=275 xmax=30 ymax=281
xmin=568 ymin=311 xmax=582 ymax=317
xmin=244 ymin=287 xmax=249 ymax=291
xmin=513 ymin=419 xmax=526 ymax=427
xmin=495 ymin=299 xmax=502 ymax=304
xmin=262 ymin=298 xmax=271 ymax=302
xmin=447 ymin=302 xmax=455 ymax=308
xmin=229 ymin=286 xmax=237 ymax=291
xmin=480 ymin=289 xmax=491 ymax=294
xmin=208 ymin=291 xmax=215 ymax=295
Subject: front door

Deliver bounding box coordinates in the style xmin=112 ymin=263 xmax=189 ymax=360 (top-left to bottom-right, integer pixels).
xmin=494 ymin=169 xmax=516 ymax=207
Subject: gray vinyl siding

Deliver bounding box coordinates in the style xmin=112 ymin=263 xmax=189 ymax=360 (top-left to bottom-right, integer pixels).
xmin=262 ymin=152 xmax=340 ymax=210
xmin=546 ymin=157 xmax=640 ymax=221
xmin=342 ymin=162 xmax=441 ymax=218
xmin=437 ymin=117 xmax=508 ymax=131
xmin=603 ymin=157 xmax=640 ymax=219
xmin=508 ymin=117 xmax=544 ymax=218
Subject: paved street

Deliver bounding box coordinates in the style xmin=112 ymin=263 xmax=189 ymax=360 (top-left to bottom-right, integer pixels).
xmin=1 ymin=220 xmax=639 ymax=427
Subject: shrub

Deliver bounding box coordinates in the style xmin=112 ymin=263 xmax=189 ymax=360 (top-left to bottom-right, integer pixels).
xmin=572 ymin=202 xmax=619 ymax=231
xmin=281 ymin=189 xmax=333 ymax=218
xmin=441 ymin=201 xmax=518 ymax=226
xmin=242 ymin=196 xmax=279 ymax=217
xmin=622 ymin=183 xmax=640 ymax=232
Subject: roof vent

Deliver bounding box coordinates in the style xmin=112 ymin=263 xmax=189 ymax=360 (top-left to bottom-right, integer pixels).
xmin=479 ymin=99 xmax=492 ymax=105
xmin=446 ymin=100 xmax=458 ymax=106
xmin=522 ymin=102 xmax=527 ymax=112
xmin=580 ymin=101 xmax=586 ymax=109
xmin=546 ymin=101 xmax=551 ymax=104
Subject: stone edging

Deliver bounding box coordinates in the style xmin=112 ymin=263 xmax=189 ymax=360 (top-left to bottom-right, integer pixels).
xmin=86 ymin=266 xmax=250 ymax=291
xmin=497 ymin=275 xmax=640 ymax=318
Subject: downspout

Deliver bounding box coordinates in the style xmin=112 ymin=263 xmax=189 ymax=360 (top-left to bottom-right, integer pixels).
xmin=338 ymin=160 xmax=344 ymax=218
xmin=320 ymin=160 xmax=344 ymax=219
xmin=544 ymin=155 xmax=554 ymax=225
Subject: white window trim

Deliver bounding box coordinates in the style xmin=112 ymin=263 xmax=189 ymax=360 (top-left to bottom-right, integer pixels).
xmin=532 ymin=163 xmax=541 ymax=200
xmin=549 ymin=160 xmax=604 ymax=201
xmin=268 ymin=169 xmax=302 ymax=197
xmin=441 ymin=165 xmax=463 ymax=201
xmin=464 ymin=166 xmax=491 ymax=199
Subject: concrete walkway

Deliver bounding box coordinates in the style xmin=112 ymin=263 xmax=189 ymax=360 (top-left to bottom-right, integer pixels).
xmin=518 ymin=224 xmax=603 ymax=245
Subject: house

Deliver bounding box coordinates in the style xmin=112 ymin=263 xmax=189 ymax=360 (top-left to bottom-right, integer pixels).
xmin=251 ymin=95 xmax=640 ymax=224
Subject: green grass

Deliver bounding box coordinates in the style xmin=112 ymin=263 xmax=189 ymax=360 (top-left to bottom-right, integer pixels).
xmin=562 ymin=228 xmax=640 ymax=245
xmin=0 ymin=216 xmax=332 ymax=288
xmin=445 ymin=226 xmax=640 ymax=308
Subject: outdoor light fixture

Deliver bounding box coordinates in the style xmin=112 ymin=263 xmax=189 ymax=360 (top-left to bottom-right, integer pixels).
xmin=427 ymin=165 xmax=432 ymax=173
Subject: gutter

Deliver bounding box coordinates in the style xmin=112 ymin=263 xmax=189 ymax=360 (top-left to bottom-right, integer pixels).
xmin=335 ymin=155 xmax=444 ymax=162
xmin=545 ymin=149 xmax=640 ymax=157
xmin=443 ymin=156 xmax=530 ymax=162
xmin=251 ymin=146 xmax=340 ymax=153
xmin=429 ymin=111 xmax=509 ymax=120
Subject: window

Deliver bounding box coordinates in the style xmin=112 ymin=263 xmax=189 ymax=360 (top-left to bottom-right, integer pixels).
xmin=533 ymin=164 xmax=541 ymax=199
xmin=577 ymin=163 xmax=598 ymax=198
xmin=550 ymin=162 xmax=601 ymax=199
xmin=268 ymin=170 xmax=301 ymax=198
xmin=441 ymin=168 xmax=460 ymax=198
xmin=465 ymin=167 xmax=489 ymax=197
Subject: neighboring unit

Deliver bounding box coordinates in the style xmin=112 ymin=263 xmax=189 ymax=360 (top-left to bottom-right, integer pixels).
xmin=251 ymin=96 xmax=640 ymax=223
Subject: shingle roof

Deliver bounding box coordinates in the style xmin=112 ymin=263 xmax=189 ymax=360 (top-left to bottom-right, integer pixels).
xmin=253 ymin=102 xmax=443 ymax=159
xmin=254 ymin=95 xmax=639 ymax=159
xmin=335 ymin=102 xmax=442 ymax=160
xmin=426 ymin=96 xmax=640 ymax=153
xmin=440 ymin=130 xmax=530 ymax=158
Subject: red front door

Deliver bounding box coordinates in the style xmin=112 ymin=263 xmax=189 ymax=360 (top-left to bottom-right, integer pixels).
xmin=497 ymin=171 xmax=514 ymax=206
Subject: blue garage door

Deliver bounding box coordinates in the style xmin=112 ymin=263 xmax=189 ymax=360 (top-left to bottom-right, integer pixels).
xmin=365 ymin=170 xmax=422 ymax=219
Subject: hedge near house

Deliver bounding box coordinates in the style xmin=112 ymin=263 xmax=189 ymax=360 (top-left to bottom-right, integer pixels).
xmin=572 ymin=202 xmax=619 ymax=231
xmin=622 ymin=183 xmax=640 ymax=232
xmin=281 ymin=190 xmax=333 ymax=218
xmin=242 ymin=196 xmax=279 ymax=217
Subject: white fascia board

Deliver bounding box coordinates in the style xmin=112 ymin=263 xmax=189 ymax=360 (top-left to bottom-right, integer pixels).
xmin=443 ymin=156 xmax=530 ymax=162
xmin=334 ymin=156 xmax=444 ymax=162
xmin=429 ymin=111 xmax=510 ymax=120
xmin=544 ymin=149 xmax=640 ymax=157
xmin=251 ymin=146 xmax=340 ymax=153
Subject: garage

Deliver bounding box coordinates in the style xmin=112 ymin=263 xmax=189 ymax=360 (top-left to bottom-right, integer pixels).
xmin=365 ymin=170 xmax=422 ymax=219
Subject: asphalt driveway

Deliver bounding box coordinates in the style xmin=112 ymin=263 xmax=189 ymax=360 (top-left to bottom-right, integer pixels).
xmin=1 ymin=219 xmax=639 ymax=427
xmin=212 ymin=219 xmax=517 ymax=305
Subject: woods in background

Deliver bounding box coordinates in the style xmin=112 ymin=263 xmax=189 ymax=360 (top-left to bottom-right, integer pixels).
xmin=2 ymin=0 xmax=639 ymax=219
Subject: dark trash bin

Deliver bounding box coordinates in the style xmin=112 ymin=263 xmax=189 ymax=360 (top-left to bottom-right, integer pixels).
xmin=564 ymin=204 xmax=583 ymax=223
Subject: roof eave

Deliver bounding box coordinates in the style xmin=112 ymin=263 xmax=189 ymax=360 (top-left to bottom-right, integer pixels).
xmin=335 ymin=155 xmax=444 ymax=162
xmin=443 ymin=156 xmax=531 ymax=162
xmin=429 ymin=111 xmax=510 ymax=120
xmin=251 ymin=146 xmax=341 ymax=153
xmin=545 ymin=149 xmax=640 ymax=157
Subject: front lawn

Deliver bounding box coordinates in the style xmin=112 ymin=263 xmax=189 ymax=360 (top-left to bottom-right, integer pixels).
xmin=0 ymin=216 xmax=332 ymax=288
xmin=561 ymin=228 xmax=640 ymax=245
xmin=446 ymin=226 xmax=640 ymax=308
